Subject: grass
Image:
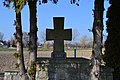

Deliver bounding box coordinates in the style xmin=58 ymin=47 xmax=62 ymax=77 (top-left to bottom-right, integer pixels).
xmin=0 ymin=47 xmax=53 ymax=51
xmin=0 ymin=48 xmax=16 ymax=51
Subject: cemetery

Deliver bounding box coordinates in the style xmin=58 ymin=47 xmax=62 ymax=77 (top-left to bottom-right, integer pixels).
xmin=1 ymin=0 xmax=120 ymax=80
xmin=0 ymin=49 xmax=113 ymax=80
xmin=0 ymin=17 xmax=114 ymax=80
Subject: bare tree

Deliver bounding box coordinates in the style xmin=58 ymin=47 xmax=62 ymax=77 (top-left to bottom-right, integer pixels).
xmin=9 ymin=36 xmax=16 ymax=47
xmin=0 ymin=32 xmax=4 ymax=41
xmin=87 ymin=37 xmax=93 ymax=48
xmin=72 ymin=29 xmax=80 ymax=42
xmin=68 ymin=29 xmax=80 ymax=48
xmin=23 ymin=32 xmax=29 ymax=48
xmin=39 ymin=30 xmax=46 ymax=44
xmin=80 ymin=35 xmax=88 ymax=48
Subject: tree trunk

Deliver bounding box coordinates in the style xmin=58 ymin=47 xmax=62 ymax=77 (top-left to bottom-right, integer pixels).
xmin=28 ymin=0 xmax=37 ymax=80
xmin=91 ymin=0 xmax=104 ymax=80
xmin=15 ymin=12 xmax=28 ymax=80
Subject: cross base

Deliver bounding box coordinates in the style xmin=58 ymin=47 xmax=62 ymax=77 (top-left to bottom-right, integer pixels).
xmin=51 ymin=51 xmax=66 ymax=59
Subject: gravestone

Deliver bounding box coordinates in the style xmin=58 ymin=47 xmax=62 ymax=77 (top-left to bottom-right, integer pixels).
xmin=46 ymin=17 xmax=72 ymax=58
xmin=1 ymin=17 xmax=113 ymax=80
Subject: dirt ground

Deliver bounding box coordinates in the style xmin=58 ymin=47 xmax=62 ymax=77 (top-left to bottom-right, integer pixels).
xmin=0 ymin=50 xmax=92 ymax=59
xmin=0 ymin=50 xmax=92 ymax=73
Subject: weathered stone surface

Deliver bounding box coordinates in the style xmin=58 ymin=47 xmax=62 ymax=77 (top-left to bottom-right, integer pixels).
xmin=4 ymin=71 xmax=19 ymax=80
xmin=100 ymin=66 xmax=114 ymax=80
xmin=0 ymin=73 xmax=4 ymax=80
xmin=0 ymin=51 xmax=113 ymax=80
xmin=1 ymin=57 xmax=114 ymax=80
xmin=46 ymin=17 xmax=72 ymax=58
xmin=37 ymin=58 xmax=91 ymax=80
xmin=36 ymin=57 xmax=114 ymax=80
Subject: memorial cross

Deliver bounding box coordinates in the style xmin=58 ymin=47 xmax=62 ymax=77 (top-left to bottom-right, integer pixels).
xmin=46 ymin=17 xmax=72 ymax=58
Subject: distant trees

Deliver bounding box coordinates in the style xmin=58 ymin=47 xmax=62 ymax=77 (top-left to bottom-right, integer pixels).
xmin=0 ymin=32 xmax=4 ymax=41
xmin=0 ymin=32 xmax=5 ymax=47
xmin=9 ymin=37 xmax=16 ymax=47
xmin=65 ymin=29 xmax=80 ymax=49
xmin=38 ymin=30 xmax=93 ymax=49
xmin=80 ymin=35 xmax=88 ymax=48
xmin=64 ymin=35 xmax=93 ymax=49
xmin=80 ymin=35 xmax=93 ymax=48
xmin=39 ymin=30 xmax=46 ymax=44
xmin=72 ymin=29 xmax=80 ymax=42
xmin=39 ymin=31 xmax=53 ymax=49
xmin=22 ymin=32 xmax=29 ymax=48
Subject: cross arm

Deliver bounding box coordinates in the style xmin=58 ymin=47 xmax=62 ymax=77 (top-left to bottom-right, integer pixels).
xmin=63 ymin=29 xmax=72 ymax=40
xmin=46 ymin=29 xmax=54 ymax=40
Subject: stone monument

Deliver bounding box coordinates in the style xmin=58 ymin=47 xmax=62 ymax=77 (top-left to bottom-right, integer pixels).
xmin=1 ymin=17 xmax=113 ymax=80
xmin=46 ymin=17 xmax=72 ymax=58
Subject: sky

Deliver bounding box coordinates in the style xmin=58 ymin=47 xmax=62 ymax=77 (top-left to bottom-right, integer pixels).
xmin=0 ymin=0 xmax=109 ymax=42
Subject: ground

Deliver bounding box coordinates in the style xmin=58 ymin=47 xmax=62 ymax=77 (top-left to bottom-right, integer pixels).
xmin=0 ymin=49 xmax=92 ymax=58
xmin=0 ymin=49 xmax=92 ymax=73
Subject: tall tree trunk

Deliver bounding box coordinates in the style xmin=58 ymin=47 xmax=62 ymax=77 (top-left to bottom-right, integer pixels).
xmin=28 ymin=0 xmax=37 ymax=80
xmin=15 ymin=12 xmax=28 ymax=80
xmin=91 ymin=0 xmax=104 ymax=80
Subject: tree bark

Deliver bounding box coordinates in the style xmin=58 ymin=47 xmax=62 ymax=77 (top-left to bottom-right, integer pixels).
xmin=28 ymin=0 xmax=37 ymax=80
xmin=15 ymin=12 xmax=28 ymax=80
xmin=91 ymin=0 xmax=104 ymax=80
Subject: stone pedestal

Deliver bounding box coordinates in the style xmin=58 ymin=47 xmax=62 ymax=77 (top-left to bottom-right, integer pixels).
xmin=100 ymin=66 xmax=114 ymax=80
xmin=3 ymin=57 xmax=114 ymax=80
xmin=36 ymin=57 xmax=114 ymax=80
xmin=51 ymin=52 xmax=66 ymax=59
xmin=37 ymin=58 xmax=91 ymax=80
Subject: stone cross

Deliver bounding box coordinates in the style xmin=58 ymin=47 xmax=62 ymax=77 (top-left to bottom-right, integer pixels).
xmin=46 ymin=17 xmax=72 ymax=58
